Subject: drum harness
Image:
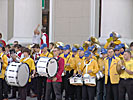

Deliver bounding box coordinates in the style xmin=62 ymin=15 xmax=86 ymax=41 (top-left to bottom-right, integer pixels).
xmin=21 ymin=56 xmax=31 ymax=76
xmin=82 ymin=59 xmax=94 ymax=82
xmin=65 ymin=55 xmax=71 ymax=75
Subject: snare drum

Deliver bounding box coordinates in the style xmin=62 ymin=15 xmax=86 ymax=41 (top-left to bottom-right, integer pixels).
xmin=5 ymin=62 xmax=30 ymax=87
xmin=69 ymin=75 xmax=83 ymax=86
xmin=36 ymin=57 xmax=58 ymax=78
xmin=83 ymin=74 xmax=96 ymax=86
xmin=96 ymin=71 xmax=104 ymax=80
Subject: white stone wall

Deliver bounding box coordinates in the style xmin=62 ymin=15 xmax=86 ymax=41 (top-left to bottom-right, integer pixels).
xmin=8 ymin=0 xmax=42 ymax=44
xmin=0 ymin=0 xmax=8 ymax=41
xmin=100 ymin=0 xmax=133 ymax=45
xmin=52 ymin=0 xmax=94 ymax=45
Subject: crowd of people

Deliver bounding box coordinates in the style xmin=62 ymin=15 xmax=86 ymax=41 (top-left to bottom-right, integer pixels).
xmin=0 ymin=30 xmax=133 ymax=100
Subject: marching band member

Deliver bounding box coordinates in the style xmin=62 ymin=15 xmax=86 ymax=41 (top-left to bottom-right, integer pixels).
xmin=97 ymin=48 xmax=107 ymax=100
xmin=32 ymin=44 xmax=41 ymax=64
xmin=19 ymin=48 xmax=36 ymax=100
xmin=5 ymin=44 xmax=11 ymax=63
xmin=36 ymin=43 xmax=53 ymax=100
xmin=0 ymin=33 xmax=6 ymax=47
xmin=68 ymin=47 xmax=79 ymax=100
xmin=104 ymin=32 xmax=121 ymax=49
xmin=58 ymin=46 xmax=64 ymax=55
xmin=104 ymin=47 xmax=120 ymax=100
xmin=32 ymin=24 xmax=41 ymax=44
xmin=129 ymin=42 xmax=133 ymax=60
xmin=41 ymin=29 xmax=49 ymax=48
xmin=60 ymin=45 xmax=72 ymax=100
xmin=8 ymin=49 xmax=20 ymax=99
xmin=117 ymin=50 xmax=133 ymax=100
xmin=14 ymin=44 xmax=23 ymax=61
xmin=119 ymin=43 xmax=126 ymax=55
xmin=0 ymin=44 xmax=8 ymax=100
xmin=88 ymin=46 xmax=98 ymax=61
xmin=80 ymin=50 xmax=99 ymax=100
xmin=45 ymin=47 xmax=64 ymax=100
xmin=114 ymin=45 xmax=123 ymax=59
xmin=28 ymin=44 xmax=41 ymax=97
xmin=73 ymin=47 xmax=85 ymax=100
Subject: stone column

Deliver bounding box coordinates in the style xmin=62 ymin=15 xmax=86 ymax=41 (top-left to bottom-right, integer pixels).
xmin=99 ymin=0 xmax=133 ymax=45
xmin=8 ymin=0 xmax=42 ymax=44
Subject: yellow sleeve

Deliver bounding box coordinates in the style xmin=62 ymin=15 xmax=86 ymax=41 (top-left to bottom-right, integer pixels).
xmin=80 ymin=60 xmax=84 ymax=72
xmin=114 ymin=40 xmax=121 ymax=45
xmin=31 ymin=59 xmax=36 ymax=70
xmin=91 ymin=60 xmax=99 ymax=74
xmin=70 ymin=58 xmax=76 ymax=69
xmin=2 ymin=55 xmax=8 ymax=69
xmin=104 ymin=42 xmax=109 ymax=49
xmin=48 ymin=53 xmax=53 ymax=58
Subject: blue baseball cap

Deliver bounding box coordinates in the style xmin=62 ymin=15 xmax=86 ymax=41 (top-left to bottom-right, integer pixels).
xmin=88 ymin=45 xmax=95 ymax=51
xmin=72 ymin=47 xmax=77 ymax=52
xmin=84 ymin=50 xmax=91 ymax=57
xmin=0 ymin=44 xmax=3 ymax=48
xmin=110 ymin=33 xmax=114 ymax=37
xmin=40 ymin=43 xmax=47 ymax=49
xmin=79 ymin=47 xmax=84 ymax=51
xmin=65 ymin=44 xmax=71 ymax=49
xmin=101 ymin=48 xmax=107 ymax=54
xmin=119 ymin=43 xmax=125 ymax=48
xmin=58 ymin=46 xmax=63 ymax=50
xmin=114 ymin=45 xmax=120 ymax=51
xmin=63 ymin=46 xmax=69 ymax=50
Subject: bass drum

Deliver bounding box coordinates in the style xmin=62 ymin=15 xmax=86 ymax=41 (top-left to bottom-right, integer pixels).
xmin=36 ymin=57 xmax=58 ymax=78
xmin=5 ymin=62 xmax=30 ymax=87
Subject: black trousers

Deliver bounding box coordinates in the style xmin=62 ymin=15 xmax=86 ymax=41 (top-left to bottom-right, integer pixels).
xmin=11 ymin=86 xmax=18 ymax=97
xmin=64 ymin=71 xmax=75 ymax=100
xmin=27 ymin=77 xmax=37 ymax=95
xmin=0 ymin=78 xmax=8 ymax=100
xmin=45 ymin=82 xmax=62 ymax=100
xmin=105 ymin=77 xmax=119 ymax=100
xmin=75 ymin=86 xmax=82 ymax=100
xmin=82 ymin=85 xmax=96 ymax=100
xmin=18 ymin=84 xmax=28 ymax=100
xmin=36 ymin=76 xmax=47 ymax=100
xmin=119 ymin=79 xmax=133 ymax=100
xmin=97 ymin=77 xmax=106 ymax=100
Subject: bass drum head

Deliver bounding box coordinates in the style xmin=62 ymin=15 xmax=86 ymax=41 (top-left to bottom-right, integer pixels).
xmin=17 ymin=64 xmax=29 ymax=87
xmin=47 ymin=58 xmax=58 ymax=78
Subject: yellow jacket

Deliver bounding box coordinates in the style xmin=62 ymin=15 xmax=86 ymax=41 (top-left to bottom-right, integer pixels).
xmin=20 ymin=58 xmax=35 ymax=82
xmin=0 ymin=52 xmax=8 ymax=79
xmin=80 ymin=58 xmax=99 ymax=77
xmin=60 ymin=53 xmax=72 ymax=71
xmin=104 ymin=40 xmax=121 ymax=49
xmin=98 ymin=58 xmax=105 ymax=74
xmin=74 ymin=56 xmax=86 ymax=74
xmin=40 ymin=51 xmax=53 ymax=58
xmin=104 ymin=57 xmax=120 ymax=84
xmin=119 ymin=59 xmax=133 ymax=79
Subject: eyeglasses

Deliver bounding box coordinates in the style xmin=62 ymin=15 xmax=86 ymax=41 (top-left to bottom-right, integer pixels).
xmin=53 ymin=50 xmax=58 ymax=52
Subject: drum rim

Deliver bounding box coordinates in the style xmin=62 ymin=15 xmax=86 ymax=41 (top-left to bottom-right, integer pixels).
xmin=5 ymin=62 xmax=30 ymax=87
xmin=46 ymin=58 xmax=59 ymax=79
xmin=17 ymin=63 xmax=30 ymax=87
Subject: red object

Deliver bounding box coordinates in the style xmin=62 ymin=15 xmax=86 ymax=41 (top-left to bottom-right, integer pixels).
xmin=41 ymin=33 xmax=49 ymax=48
xmin=6 ymin=53 xmax=10 ymax=58
xmin=0 ymin=40 xmax=6 ymax=47
xmin=47 ymin=56 xmax=64 ymax=82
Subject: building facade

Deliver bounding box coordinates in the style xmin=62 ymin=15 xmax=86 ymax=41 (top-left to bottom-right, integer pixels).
xmin=0 ymin=0 xmax=133 ymax=45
